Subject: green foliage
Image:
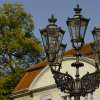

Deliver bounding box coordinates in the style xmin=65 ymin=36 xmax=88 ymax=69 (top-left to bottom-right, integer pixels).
xmin=0 ymin=67 xmax=25 ymax=100
xmin=0 ymin=3 xmax=43 ymax=100
xmin=0 ymin=3 xmax=34 ymax=33
xmin=0 ymin=2 xmax=43 ymax=71
xmin=0 ymin=3 xmax=42 ymax=55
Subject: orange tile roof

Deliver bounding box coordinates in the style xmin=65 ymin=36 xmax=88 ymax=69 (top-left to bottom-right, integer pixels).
xmin=13 ymin=69 xmax=41 ymax=93
xmin=13 ymin=43 xmax=94 ymax=93
xmin=26 ymin=59 xmax=48 ymax=71
xmin=64 ymin=43 xmax=93 ymax=57
xmin=13 ymin=59 xmax=48 ymax=93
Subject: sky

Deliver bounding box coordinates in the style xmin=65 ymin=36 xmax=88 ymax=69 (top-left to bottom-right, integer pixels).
xmin=0 ymin=0 xmax=100 ymax=49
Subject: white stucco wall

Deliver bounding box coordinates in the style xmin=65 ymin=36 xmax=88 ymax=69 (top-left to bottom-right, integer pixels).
xmin=33 ymin=88 xmax=61 ymax=100
xmin=29 ymin=65 xmax=55 ymax=90
xmin=14 ymin=95 xmax=32 ymax=100
xmin=14 ymin=57 xmax=100 ymax=100
xmin=29 ymin=57 xmax=96 ymax=90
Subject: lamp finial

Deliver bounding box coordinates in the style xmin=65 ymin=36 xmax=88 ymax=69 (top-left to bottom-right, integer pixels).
xmin=48 ymin=14 xmax=57 ymax=23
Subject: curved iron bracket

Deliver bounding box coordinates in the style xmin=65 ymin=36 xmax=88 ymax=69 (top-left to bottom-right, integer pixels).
xmin=81 ymin=70 xmax=100 ymax=96
xmin=52 ymin=70 xmax=74 ymax=93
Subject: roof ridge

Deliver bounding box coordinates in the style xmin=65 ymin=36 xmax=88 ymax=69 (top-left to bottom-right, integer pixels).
xmin=26 ymin=59 xmax=48 ymax=72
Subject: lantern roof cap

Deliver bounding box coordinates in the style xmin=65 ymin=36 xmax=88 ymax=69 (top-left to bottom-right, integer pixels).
xmin=48 ymin=14 xmax=57 ymax=24
xmin=74 ymin=4 xmax=82 ymax=16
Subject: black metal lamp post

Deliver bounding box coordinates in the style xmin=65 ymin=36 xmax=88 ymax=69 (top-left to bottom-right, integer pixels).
xmin=40 ymin=5 xmax=100 ymax=100
xmin=65 ymin=5 xmax=89 ymax=100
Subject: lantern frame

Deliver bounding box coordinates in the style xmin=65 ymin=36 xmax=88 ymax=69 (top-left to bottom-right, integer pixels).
xmin=67 ymin=4 xmax=89 ymax=50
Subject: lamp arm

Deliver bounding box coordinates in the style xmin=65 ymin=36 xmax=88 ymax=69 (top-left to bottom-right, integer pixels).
xmin=52 ymin=70 xmax=74 ymax=93
xmin=81 ymin=71 xmax=100 ymax=95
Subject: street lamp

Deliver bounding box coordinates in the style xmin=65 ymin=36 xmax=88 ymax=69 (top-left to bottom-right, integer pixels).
xmin=67 ymin=4 xmax=89 ymax=50
xmin=40 ymin=4 xmax=100 ymax=100
xmin=40 ymin=15 xmax=66 ymax=71
xmin=91 ymin=27 xmax=100 ymax=70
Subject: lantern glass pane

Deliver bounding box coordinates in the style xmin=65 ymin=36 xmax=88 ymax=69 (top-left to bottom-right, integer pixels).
xmin=73 ymin=42 xmax=82 ymax=49
xmin=97 ymin=40 xmax=100 ymax=52
xmin=67 ymin=19 xmax=81 ymax=42
xmin=50 ymin=44 xmax=66 ymax=71
xmin=51 ymin=44 xmax=66 ymax=66
xmin=94 ymin=31 xmax=100 ymax=41
xmin=67 ymin=18 xmax=89 ymax=42
xmin=80 ymin=19 xmax=88 ymax=40
xmin=48 ymin=32 xmax=59 ymax=52
xmin=92 ymin=29 xmax=100 ymax=52
xmin=47 ymin=30 xmax=64 ymax=62
xmin=57 ymin=44 xmax=66 ymax=64
xmin=91 ymin=41 xmax=100 ymax=54
xmin=95 ymin=40 xmax=100 ymax=52
xmin=41 ymin=32 xmax=49 ymax=51
xmin=48 ymin=52 xmax=56 ymax=62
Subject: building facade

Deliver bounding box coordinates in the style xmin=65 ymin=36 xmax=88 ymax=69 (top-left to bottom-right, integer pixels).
xmin=11 ymin=44 xmax=100 ymax=100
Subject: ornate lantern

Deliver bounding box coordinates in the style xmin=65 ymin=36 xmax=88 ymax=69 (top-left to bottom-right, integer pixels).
xmin=91 ymin=27 xmax=100 ymax=69
xmin=50 ymin=44 xmax=66 ymax=71
xmin=67 ymin=4 xmax=89 ymax=50
xmin=40 ymin=15 xmax=65 ymax=66
xmin=92 ymin=27 xmax=100 ymax=52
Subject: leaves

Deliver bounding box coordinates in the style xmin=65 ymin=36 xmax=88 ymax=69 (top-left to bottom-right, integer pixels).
xmin=0 ymin=67 xmax=25 ymax=100
xmin=0 ymin=3 xmax=43 ymax=100
xmin=0 ymin=3 xmax=34 ymax=33
xmin=0 ymin=2 xmax=43 ymax=61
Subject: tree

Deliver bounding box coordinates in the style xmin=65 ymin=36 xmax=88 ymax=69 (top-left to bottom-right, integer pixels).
xmin=0 ymin=3 xmax=43 ymax=100
xmin=0 ymin=3 xmax=43 ymax=73
xmin=0 ymin=67 xmax=25 ymax=100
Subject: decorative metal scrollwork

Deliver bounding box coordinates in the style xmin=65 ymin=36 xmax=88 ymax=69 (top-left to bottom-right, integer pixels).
xmin=81 ymin=70 xmax=100 ymax=95
xmin=52 ymin=69 xmax=100 ymax=97
xmin=52 ymin=70 xmax=74 ymax=93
